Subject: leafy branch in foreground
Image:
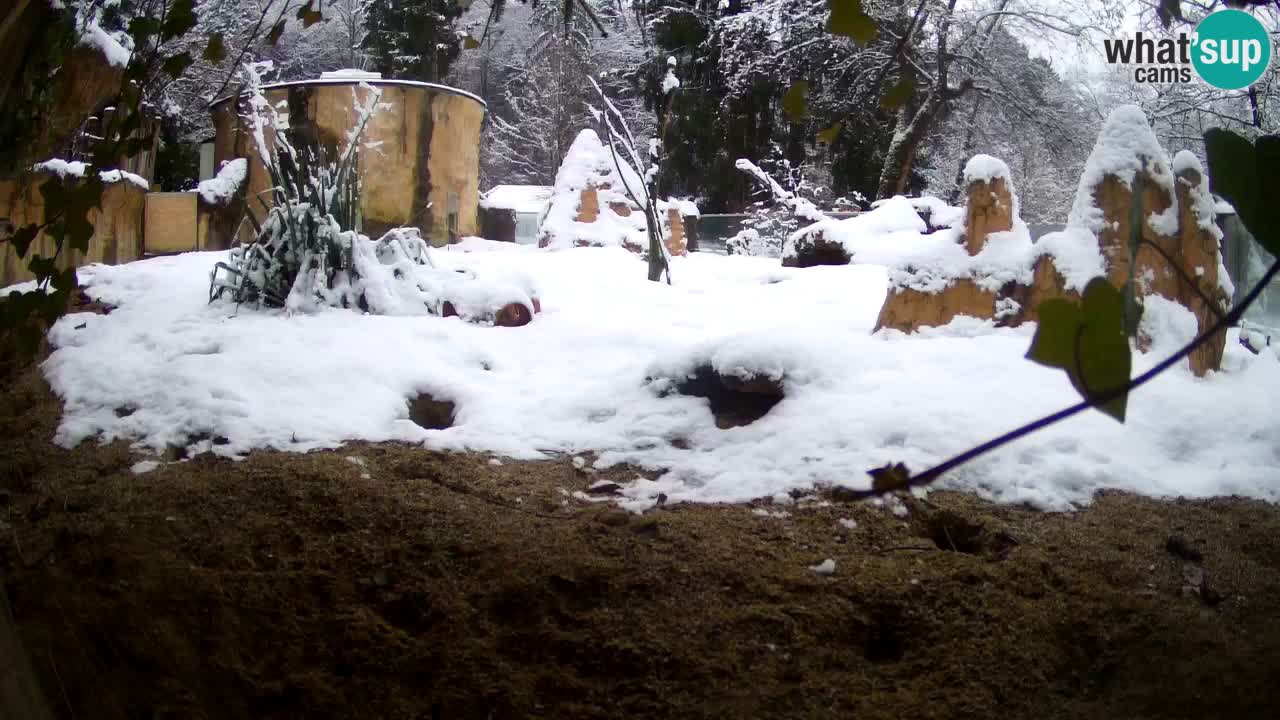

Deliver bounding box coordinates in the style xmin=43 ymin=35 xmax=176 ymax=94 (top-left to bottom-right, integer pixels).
xmin=860 ymin=127 xmax=1280 ymax=499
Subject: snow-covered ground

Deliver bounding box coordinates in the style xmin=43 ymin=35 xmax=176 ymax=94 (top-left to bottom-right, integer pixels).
xmin=18 ymin=239 xmax=1280 ymax=511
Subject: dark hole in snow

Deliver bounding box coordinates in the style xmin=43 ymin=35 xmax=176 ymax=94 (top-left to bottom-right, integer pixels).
xmin=675 ymin=365 xmax=784 ymax=429
xmin=781 ymin=235 xmax=851 ymax=268
xmin=441 ymin=301 xmax=458 ymax=318
xmin=408 ymin=393 xmax=455 ymax=430
xmin=114 ymin=406 xmax=136 ymax=418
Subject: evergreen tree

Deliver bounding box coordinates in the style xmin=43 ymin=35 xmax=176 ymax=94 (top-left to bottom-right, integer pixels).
xmin=362 ymin=0 xmax=465 ymax=82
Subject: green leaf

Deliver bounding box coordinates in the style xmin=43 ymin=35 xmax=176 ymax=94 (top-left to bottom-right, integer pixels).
xmin=1204 ymin=129 xmax=1280 ymax=258
xmin=463 ymin=34 xmax=482 ymax=50
xmin=163 ymin=51 xmax=194 ymax=79
xmin=868 ymin=462 xmax=911 ymax=493
xmin=827 ymin=0 xmax=877 ymax=45
xmin=816 ymin=122 xmax=842 ymax=145
xmin=38 ymin=289 xmax=68 ymax=325
xmin=52 ymin=267 xmax=77 ymax=294
xmin=267 ymin=19 xmax=287 ymax=45
xmin=881 ymin=71 xmax=916 ymax=111
xmin=1026 ymin=299 xmax=1082 ymax=370
xmin=1077 ymin=278 xmax=1131 ymax=422
xmin=204 ymin=32 xmax=227 ymax=64
xmin=161 ymin=0 xmax=197 ymax=40
xmin=27 ymin=255 xmax=58 ymax=282
xmin=1027 ymin=278 xmax=1132 ymax=423
xmin=5 ymin=224 xmax=40 ymax=259
xmin=296 ymin=2 xmax=324 ymax=28
xmin=781 ymin=80 xmax=809 ymax=123
xmin=128 ymin=16 xmax=161 ymax=43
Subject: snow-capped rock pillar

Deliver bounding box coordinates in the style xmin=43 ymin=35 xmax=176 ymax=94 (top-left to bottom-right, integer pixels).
xmin=961 ymin=155 xmax=1016 ymax=255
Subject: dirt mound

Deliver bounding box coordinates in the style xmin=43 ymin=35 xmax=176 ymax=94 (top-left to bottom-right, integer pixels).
xmin=3 ymin=352 xmax=1280 ymax=719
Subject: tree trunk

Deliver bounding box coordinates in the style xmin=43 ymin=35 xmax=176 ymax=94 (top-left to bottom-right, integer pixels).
xmin=876 ymin=91 xmax=944 ymax=199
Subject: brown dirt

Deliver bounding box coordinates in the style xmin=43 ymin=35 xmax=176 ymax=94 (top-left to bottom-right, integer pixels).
xmin=3 ymin=343 xmax=1280 ymax=719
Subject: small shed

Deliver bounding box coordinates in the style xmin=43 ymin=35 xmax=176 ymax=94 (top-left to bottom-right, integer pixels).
xmin=479 ymin=185 xmax=552 ymax=244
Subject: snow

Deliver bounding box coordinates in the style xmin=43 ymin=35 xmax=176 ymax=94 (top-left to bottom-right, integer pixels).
xmin=1172 ymin=150 xmax=1235 ymax=302
xmin=1068 ymin=105 xmax=1176 ymax=238
xmin=79 ymin=18 xmax=131 ymax=68
xmin=538 ymin=129 xmax=651 ymax=251
xmin=810 ymin=559 xmax=836 ymax=576
xmin=1033 ymin=227 xmax=1107 ymax=292
xmin=33 ymin=159 xmax=150 ymax=190
xmin=662 ymin=68 xmax=681 ymax=94
xmin=904 ymin=195 xmax=964 ymax=229
xmin=16 ymin=242 xmax=1280 ymax=512
xmin=789 ymin=192 xmax=1050 ymax=294
xmin=963 ymin=154 xmax=1012 ymax=185
xmin=480 ymin=185 xmax=553 ymax=214
xmin=1139 ymin=295 xmax=1200 ymax=363
xmin=197 ymin=159 xmax=247 ymax=206
xmin=320 ymin=69 xmax=383 ymax=80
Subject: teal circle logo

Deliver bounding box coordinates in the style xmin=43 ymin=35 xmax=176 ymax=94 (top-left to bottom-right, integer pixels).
xmin=1192 ymin=10 xmax=1271 ymax=90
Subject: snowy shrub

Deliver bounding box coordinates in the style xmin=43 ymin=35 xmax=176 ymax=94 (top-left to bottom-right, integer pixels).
xmin=725 ymin=227 xmax=782 ymax=258
xmin=208 ymin=63 xmax=537 ymax=324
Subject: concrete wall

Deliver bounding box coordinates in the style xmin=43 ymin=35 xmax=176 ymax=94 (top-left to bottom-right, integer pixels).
xmin=0 ymin=175 xmax=145 ymax=286
xmin=211 ymin=80 xmax=485 ymax=248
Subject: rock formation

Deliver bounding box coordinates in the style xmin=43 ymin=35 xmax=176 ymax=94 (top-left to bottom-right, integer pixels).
xmin=873 ymin=107 xmax=1232 ymax=377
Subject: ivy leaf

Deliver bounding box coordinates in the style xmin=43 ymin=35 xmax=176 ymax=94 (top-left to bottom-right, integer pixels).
xmin=782 ymin=80 xmax=809 ymax=123
xmin=296 ymin=1 xmax=324 ymax=28
xmin=463 ymin=34 xmax=482 ymax=50
xmin=816 ymin=122 xmax=842 ymax=145
xmin=52 ymin=267 xmax=77 ymax=295
xmin=868 ymin=462 xmax=911 ymax=493
xmin=162 ymin=51 xmax=194 ymax=79
xmin=1077 ymin=278 xmax=1131 ymax=422
xmin=28 ymin=255 xmax=58 ymax=283
xmin=1027 ymin=278 xmax=1131 ymax=422
xmin=204 ymin=32 xmax=227 ymax=64
xmin=38 ymin=289 xmax=68 ymax=325
xmin=267 ymin=19 xmax=287 ymax=45
xmin=62 ymin=179 xmax=104 ymax=255
xmin=1204 ymin=129 xmax=1280 ymax=258
xmin=881 ymin=71 xmax=916 ymax=111
xmin=827 ymin=0 xmax=877 ymax=45
xmin=1026 ymin=298 xmax=1082 ymax=369
xmin=161 ymin=0 xmax=197 ymax=40
xmin=5 ymin=224 xmax=40 ymax=259
xmin=128 ymin=16 xmax=161 ymax=43
xmin=1156 ymin=0 xmax=1182 ymax=28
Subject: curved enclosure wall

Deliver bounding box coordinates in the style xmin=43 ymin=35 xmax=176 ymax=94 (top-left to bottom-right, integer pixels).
xmin=210 ymin=80 xmax=485 ymax=248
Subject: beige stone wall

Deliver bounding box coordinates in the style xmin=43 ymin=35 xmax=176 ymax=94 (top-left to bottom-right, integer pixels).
xmin=144 ymin=192 xmax=198 ymax=254
xmin=0 ymin=175 xmax=145 ymax=285
xmin=424 ymin=93 xmax=484 ymax=246
xmin=209 ymin=82 xmax=485 ymax=249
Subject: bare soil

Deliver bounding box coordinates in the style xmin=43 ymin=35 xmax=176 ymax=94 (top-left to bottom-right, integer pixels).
xmin=3 ymin=335 xmax=1280 ymax=719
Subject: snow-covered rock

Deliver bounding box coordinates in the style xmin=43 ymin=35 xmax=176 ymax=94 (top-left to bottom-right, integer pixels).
xmin=197 ymin=159 xmax=247 ymax=206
